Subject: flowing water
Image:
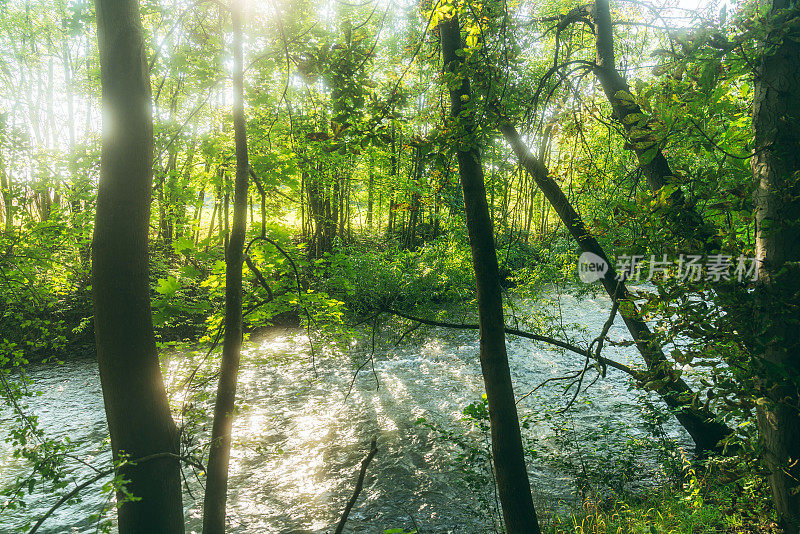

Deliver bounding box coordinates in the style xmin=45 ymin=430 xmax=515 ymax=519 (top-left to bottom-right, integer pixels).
xmin=0 ymin=292 xmax=690 ymax=533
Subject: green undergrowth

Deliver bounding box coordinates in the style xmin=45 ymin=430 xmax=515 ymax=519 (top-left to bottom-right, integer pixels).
xmin=545 ymin=470 xmax=776 ymax=533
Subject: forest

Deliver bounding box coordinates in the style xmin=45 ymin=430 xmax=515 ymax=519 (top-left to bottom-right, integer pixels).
xmin=0 ymin=0 xmax=799 ymax=531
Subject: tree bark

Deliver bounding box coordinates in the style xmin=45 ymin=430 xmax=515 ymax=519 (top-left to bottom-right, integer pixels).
xmin=202 ymin=1 xmax=249 ymax=531
xmin=751 ymin=2 xmax=800 ymax=530
xmin=501 ymin=123 xmax=731 ymax=453
xmin=92 ymin=0 xmax=184 ymax=531
xmin=440 ymin=12 xmax=541 ymax=534
xmin=592 ymin=0 xmax=717 ymax=250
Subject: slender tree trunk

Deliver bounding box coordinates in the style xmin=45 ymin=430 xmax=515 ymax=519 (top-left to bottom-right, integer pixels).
xmin=175 ymin=142 xmax=196 ymax=239
xmin=387 ymin=125 xmax=397 ymax=236
xmin=222 ymin=181 xmax=230 ymax=253
xmin=300 ymin=170 xmax=307 ymax=239
xmin=92 ymin=0 xmax=184 ymax=531
xmin=751 ymin=2 xmax=800 ymax=530
xmin=307 ymin=170 xmax=326 ymax=257
xmin=366 ymin=157 xmax=374 ymax=230
xmin=249 ymin=167 xmax=267 ymax=238
xmin=161 ymin=148 xmax=178 ymax=248
xmin=193 ymin=186 xmax=206 ymax=244
xmin=440 ymin=12 xmax=541 ymax=533
xmin=202 ymin=1 xmax=249 ymax=531
xmin=0 ymin=118 xmax=12 ymax=235
xmin=206 ymin=199 xmax=219 ymax=245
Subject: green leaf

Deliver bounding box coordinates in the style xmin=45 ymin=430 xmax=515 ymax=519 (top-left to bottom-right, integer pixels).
xmin=155 ymin=276 xmax=180 ymax=295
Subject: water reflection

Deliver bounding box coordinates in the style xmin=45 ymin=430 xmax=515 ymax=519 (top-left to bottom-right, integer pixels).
xmin=1 ymin=293 xmax=688 ymax=533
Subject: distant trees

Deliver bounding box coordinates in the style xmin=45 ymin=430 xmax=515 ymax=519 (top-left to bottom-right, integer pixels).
xmin=91 ymin=0 xmax=184 ymax=531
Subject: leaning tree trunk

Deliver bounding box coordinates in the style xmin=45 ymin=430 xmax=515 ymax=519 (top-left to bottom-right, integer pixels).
xmin=591 ymin=0 xmax=717 ymax=250
xmin=440 ymin=11 xmax=541 ymax=534
xmin=202 ymin=1 xmax=249 ymax=532
xmin=750 ymin=2 xmax=800 ymax=531
xmin=501 ymin=124 xmax=731 ymax=453
xmin=92 ymin=0 xmax=184 ymax=531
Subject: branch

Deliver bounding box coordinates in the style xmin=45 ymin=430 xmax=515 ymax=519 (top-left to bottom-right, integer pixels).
xmin=334 ymin=438 xmax=379 ymax=534
xmin=28 ymin=453 xmax=203 ymax=534
xmin=382 ymin=308 xmax=641 ymax=379
xmin=245 ymin=236 xmax=317 ymax=375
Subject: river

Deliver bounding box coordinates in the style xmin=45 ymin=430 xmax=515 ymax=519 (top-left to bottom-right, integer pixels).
xmin=0 ymin=292 xmax=689 ymax=533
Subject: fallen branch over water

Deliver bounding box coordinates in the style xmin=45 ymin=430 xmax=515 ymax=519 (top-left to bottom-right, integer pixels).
xmin=381 ymin=307 xmax=641 ymax=380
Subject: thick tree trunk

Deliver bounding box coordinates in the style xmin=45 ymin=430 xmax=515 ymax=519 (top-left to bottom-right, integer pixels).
xmin=751 ymin=2 xmax=800 ymax=530
xmin=440 ymin=13 xmax=541 ymax=534
xmin=501 ymin=124 xmax=731 ymax=453
xmin=202 ymin=2 xmax=249 ymax=532
xmin=92 ymin=0 xmax=184 ymax=532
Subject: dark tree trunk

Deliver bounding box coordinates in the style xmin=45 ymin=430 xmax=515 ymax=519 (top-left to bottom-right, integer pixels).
xmin=440 ymin=13 xmax=541 ymax=534
xmin=202 ymin=2 xmax=249 ymax=531
xmin=331 ymin=172 xmax=340 ymax=247
xmin=175 ymin=142 xmax=196 ymax=239
xmin=501 ymin=124 xmax=731 ymax=453
xmin=192 ymin=186 xmax=206 ymax=244
xmin=366 ymin=158 xmax=374 ymax=230
xmin=249 ymin=167 xmax=268 ymax=238
xmin=307 ymin=171 xmax=326 ymax=257
xmin=387 ymin=125 xmax=398 ymax=236
xmin=92 ymin=0 xmax=184 ymax=531
xmin=751 ymin=2 xmax=800 ymax=530
xmin=0 ymin=127 xmax=12 ymax=235
xmin=592 ymin=0 xmax=717 ymax=250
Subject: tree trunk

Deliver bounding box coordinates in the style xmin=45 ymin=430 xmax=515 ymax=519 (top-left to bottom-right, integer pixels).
xmin=0 ymin=116 xmax=11 ymax=235
xmin=92 ymin=0 xmax=184 ymax=531
xmin=440 ymin=13 xmax=541 ymax=534
xmin=501 ymin=123 xmax=731 ymax=453
xmin=175 ymin=142 xmax=196 ymax=239
xmin=366 ymin=157 xmax=374 ymax=230
xmin=751 ymin=2 xmax=800 ymax=530
xmin=202 ymin=1 xmax=250 ymax=532
xmin=592 ymin=0 xmax=717 ymax=250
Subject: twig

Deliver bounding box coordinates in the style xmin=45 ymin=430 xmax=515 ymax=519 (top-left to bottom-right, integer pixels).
xmin=28 ymin=452 xmax=203 ymax=534
xmin=394 ymin=321 xmax=422 ymax=346
xmin=334 ymin=438 xmax=379 ymax=534
xmin=687 ymin=117 xmax=757 ymax=160
xmin=343 ymin=316 xmax=380 ymax=403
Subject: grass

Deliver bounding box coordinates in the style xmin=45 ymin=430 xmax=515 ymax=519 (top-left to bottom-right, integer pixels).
xmin=544 ymin=470 xmax=778 ymax=534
